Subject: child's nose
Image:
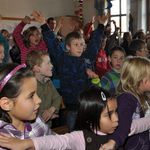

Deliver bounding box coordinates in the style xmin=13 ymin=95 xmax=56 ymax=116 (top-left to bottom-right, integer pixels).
xmin=50 ymin=63 xmax=53 ymax=68
xmin=35 ymin=93 xmax=41 ymax=104
xmin=113 ymin=113 xmax=119 ymax=123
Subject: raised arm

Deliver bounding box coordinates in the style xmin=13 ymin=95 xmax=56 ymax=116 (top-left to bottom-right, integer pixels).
xmin=83 ymin=13 xmax=109 ymax=62
xmin=13 ymin=16 xmax=31 ymax=63
xmin=32 ymin=11 xmax=63 ymax=65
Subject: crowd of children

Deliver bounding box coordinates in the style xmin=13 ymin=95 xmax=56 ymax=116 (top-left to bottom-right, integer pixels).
xmin=0 ymin=7 xmax=150 ymax=150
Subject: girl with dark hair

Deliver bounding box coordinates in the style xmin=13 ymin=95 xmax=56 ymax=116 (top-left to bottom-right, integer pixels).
xmin=0 ymin=63 xmax=51 ymax=146
xmin=0 ymin=86 xmax=118 ymax=150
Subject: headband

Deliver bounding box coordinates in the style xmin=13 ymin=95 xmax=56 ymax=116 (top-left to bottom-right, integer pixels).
xmin=0 ymin=64 xmax=26 ymax=92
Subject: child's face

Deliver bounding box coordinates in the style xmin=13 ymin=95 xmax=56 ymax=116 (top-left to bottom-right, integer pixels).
xmin=0 ymin=45 xmax=4 ymax=63
xmin=109 ymin=50 xmax=125 ymax=71
xmin=8 ymin=77 xmax=41 ymax=123
xmin=67 ymin=38 xmax=85 ymax=57
xmin=136 ymin=45 xmax=149 ymax=57
xmin=99 ymin=98 xmax=118 ymax=134
xmin=48 ymin=20 xmax=56 ymax=31
xmin=29 ymin=30 xmax=41 ymax=46
xmin=2 ymin=30 xmax=10 ymax=41
xmin=139 ymin=77 xmax=150 ymax=93
xmin=39 ymin=55 xmax=53 ymax=77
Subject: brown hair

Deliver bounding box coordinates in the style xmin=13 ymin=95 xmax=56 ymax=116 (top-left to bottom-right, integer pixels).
xmin=26 ymin=50 xmax=48 ymax=69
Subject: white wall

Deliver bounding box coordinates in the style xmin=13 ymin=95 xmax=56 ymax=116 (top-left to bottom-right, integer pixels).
xmin=0 ymin=0 xmax=97 ymax=32
xmin=0 ymin=0 xmax=75 ymax=18
xmin=0 ymin=0 xmax=76 ymax=32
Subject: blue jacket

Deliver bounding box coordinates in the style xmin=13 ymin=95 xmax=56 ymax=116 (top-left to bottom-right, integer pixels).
xmin=41 ymin=24 xmax=104 ymax=110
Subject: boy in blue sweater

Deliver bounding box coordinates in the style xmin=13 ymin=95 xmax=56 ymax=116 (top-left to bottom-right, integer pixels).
xmin=32 ymin=11 xmax=109 ymax=131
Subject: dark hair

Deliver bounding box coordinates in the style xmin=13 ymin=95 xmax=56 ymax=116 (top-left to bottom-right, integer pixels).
xmin=0 ymin=63 xmax=34 ymax=123
xmin=109 ymin=46 xmax=126 ymax=56
xmin=133 ymin=31 xmax=145 ymax=40
xmin=129 ymin=39 xmax=145 ymax=56
xmin=75 ymin=86 xmax=114 ymax=132
xmin=23 ymin=26 xmax=40 ymax=48
xmin=122 ymin=32 xmax=132 ymax=41
xmin=47 ymin=17 xmax=55 ymax=24
xmin=1 ymin=29 xmax=8 ymax=34
xmin=65 ymin=31 xmax=83 ymax=46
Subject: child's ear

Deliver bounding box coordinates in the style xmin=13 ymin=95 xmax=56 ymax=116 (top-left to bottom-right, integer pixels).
xmin=33 ymin=65 xmax=40 ymax=73
xmin=0 ymin=97 xmax=13 ymax=111
xmin=66 ymin=45 xmax=70 ymax=51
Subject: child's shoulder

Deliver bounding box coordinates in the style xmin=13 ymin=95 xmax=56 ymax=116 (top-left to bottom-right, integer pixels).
xmin=102 ymin=69 xmax=119 ymax=79
xmin=118 ymin=92 xmax=137 ymax=99
xmin=117 ymin=92 xmax=138 ymax=105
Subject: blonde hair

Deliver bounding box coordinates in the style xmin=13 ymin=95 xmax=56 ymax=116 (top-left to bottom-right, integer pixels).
xmin=117 ymin=56 xmax=150 ymax=110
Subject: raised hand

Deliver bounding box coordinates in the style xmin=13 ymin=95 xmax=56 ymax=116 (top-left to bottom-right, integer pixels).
xmin=97 ymin=13 xmax=110 ymax=25
xmin=31 ymin=10 xmax=46 ymax=24
xmin=54 ymin=16 xmax=64 ymax=34
xmin=23 ymin=16 xmax=31 ymax=24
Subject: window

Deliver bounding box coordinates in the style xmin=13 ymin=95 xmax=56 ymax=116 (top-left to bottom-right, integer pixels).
xmin=110 ymin=0 xmax=128 ymax=36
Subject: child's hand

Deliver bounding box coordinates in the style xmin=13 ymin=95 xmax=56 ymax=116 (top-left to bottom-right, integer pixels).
xmin=42 ymin=106 xmax=56 ymax=122
xmin=111 ymin=20 xmax=116 ymax=26
xmin=31 ymin=10 xmax=46 ymax=24
xmin=0 ymin=133 xmax=34 ymax=150
xmin=99 ymin=140 xmax=116 ymax=150
xmin=86 ymin=69 xmax=99 ymax=78
xmin=54 ymin=17 xmax=64 ymax=34
xmin=97 ymin=13 xmax=110 ymax=25
xmin=23 ymin=16 xmax=31 ymax=24
xmin=51 ymin=113 xmax=59 ymax=119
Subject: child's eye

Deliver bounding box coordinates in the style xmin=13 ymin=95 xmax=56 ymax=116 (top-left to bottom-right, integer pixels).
xmin=112 ymin=57 xmax=117 ymax=59
xmin=30 ymin=94 xmax=34 ymax=99
xmin=120 ymin=57 xmax=124 ymax=60
xmin=28 ymin=93 xmax=35 ymax=99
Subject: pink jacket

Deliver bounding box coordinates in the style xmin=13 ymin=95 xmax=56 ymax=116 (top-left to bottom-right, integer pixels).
xmin=32 ymin=116 xmax=150 ymax=150
xmin=33 ymin=131 xmax=85 ymax=150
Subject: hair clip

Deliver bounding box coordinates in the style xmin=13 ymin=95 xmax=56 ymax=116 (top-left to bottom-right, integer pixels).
xmin=101 ymin=91 xmax=107 ymax=101
xmin=0 ymin=64 xmax=26 ymax=92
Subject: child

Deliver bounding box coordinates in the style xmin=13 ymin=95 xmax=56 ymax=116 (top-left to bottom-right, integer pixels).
xmin=120 ymin=31 xmax=132 ymax=56
xmin=129 ymin=39 xmax=149 ymax=57
xmin=13 ymin=16 xmax=47 ymax=64
xmin=101 ymin=46 xmax=126 ymax=95
xmin=31 ymin=11 xmax=109 ymax=131
xmin=0 ymin=86 xmax=118 ymax=150
xmin=26 ymin=50 xmax=61 ymax=127
xmin=0 ymin=63 xmax=51 ymax=142
xmin=47 ymin=17 xmax=57 ymax=31
xmin=101 ymin=56 xmax=150 ymax=150
xmin=95 ymin=35 xmax=111 ymax=78
xmin=0 ymin=43 xmax=4 ymax=64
